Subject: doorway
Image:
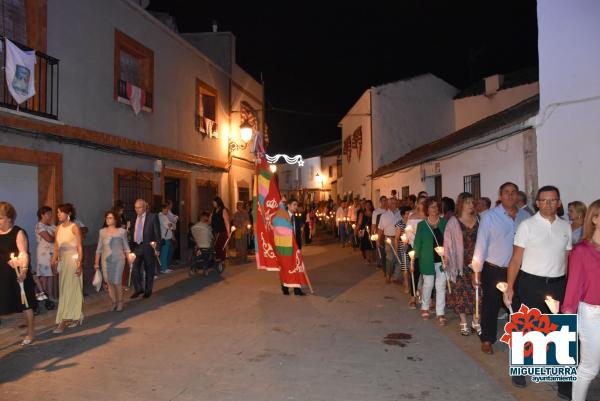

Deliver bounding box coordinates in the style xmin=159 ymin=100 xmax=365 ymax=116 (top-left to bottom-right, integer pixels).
xmin=197 ymin=180 xmax=218 ymax=216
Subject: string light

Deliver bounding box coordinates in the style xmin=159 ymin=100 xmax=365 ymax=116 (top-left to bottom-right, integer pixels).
xmin=265 ymin=154 xmax=304 ymax=166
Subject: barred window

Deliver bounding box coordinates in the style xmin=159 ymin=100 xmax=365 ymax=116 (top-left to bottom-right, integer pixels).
xmin=463 ymin=174 xmax=481 ymax=199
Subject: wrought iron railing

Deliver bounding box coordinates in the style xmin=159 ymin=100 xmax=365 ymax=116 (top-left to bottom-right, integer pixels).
xmin=0 ymin=36 xmax=59 ymax=119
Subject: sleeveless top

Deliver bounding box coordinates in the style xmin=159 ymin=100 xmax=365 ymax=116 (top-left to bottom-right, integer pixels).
xmin=57 ymin=223 xmax=78 ymax=255
xmin=0 ymin=225 xmax=22 ymax=264
xmin=211 ymin=208 xmax=226 ymax=233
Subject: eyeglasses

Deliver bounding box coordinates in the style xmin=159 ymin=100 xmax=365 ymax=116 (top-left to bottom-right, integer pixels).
xmin=538 ymin=198 xmax=560 ymax=205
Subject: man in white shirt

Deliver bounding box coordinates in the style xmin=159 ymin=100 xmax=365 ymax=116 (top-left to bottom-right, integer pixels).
xmin=335 ymin=201 xmax=349 ymax=247
xmin=504 ymin=185 xmax=572 ymax=394
xmin=372 ymin=196 xmax=388 ymax=268
xmin=378 ymin=197 xmax=402 ymax=284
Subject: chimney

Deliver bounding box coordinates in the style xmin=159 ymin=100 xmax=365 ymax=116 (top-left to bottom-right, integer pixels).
xmin=212 ymin=20 xmax=218 ymax=32
xmin=484 ymin=74 xmax=504 ymax=97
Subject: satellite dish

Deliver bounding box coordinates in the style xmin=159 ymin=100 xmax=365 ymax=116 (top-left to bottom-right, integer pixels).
xmin=140 ymin=0 xmax=150 ymax=9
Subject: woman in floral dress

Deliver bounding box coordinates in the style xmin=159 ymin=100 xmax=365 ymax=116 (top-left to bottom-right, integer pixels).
xmin=443 ymin=192 xmax=480 ymax=336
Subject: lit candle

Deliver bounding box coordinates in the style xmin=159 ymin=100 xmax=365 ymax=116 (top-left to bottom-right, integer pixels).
xmin=247 ymin=224 xmax=252 ymax=230
xmin=400 ymin=234 xmax=408 ymax=243
xmin=351 ymin=224 xmax=356 ymax=230
xmin=385 ymin=237 xmax=392 ymax=245
xmin=231 ymin=226 xmax=237 ymax=232
xmin=72 ymin=254 xmax=79 ymax=260
xmin=408 ymin=250 xmax=415 ymax=260
xmin=406 ymin=225 xmax=413 ymax=233
xmin=545 ymin=296 xmax=560 ymax=314
xmin=434 ymin=246 xmax=444 ymax=257
xmin=370 ymin=234 xmax=377 ymax=241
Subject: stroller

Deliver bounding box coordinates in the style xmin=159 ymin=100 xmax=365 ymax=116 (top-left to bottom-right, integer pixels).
xmin=189 ymin=237 xmax=225 ymax=276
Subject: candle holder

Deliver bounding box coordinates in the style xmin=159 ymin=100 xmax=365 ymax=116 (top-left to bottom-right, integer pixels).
xmin=496 ymin=281 xmax=514 ymax=314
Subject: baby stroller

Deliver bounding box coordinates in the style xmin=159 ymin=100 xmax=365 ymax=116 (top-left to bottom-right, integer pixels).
xmin=189 ymin=240 xmax=225 ymax=276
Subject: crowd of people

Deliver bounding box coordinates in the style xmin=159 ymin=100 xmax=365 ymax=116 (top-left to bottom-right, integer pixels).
xmin=0 ymin=196 xmax=253 ymax=344
xmin=1 ymin=183 xmax=599 ymax=400
xmin=316 ymin=183 xmax=599 ymax=401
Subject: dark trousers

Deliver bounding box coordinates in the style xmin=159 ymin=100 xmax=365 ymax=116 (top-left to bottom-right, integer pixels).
xmin=132 ymin=243 xmax=156 ymax=294
xmin=480 ymin=263 xmax=509 ymax=343
xmin=515 ymin=270 xmax=570 ymax=396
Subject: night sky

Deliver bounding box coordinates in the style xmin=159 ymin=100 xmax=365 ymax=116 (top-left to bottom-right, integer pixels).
xmin=148 ymin=1 xmax=538 ymax=154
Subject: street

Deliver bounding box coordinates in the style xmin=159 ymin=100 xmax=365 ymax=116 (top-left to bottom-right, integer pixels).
xmin=0 ymin=235 xmax=593 ymax=401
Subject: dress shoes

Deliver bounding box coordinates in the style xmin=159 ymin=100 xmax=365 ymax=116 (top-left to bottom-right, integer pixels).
xmin=130 ymin=290 xmax=143 ymax=299
xmin=481 ymin=341 xmax=493 ymax=355
xmin=293 ymin=288 xmax=305 ymax=296
xmin=143 ymin=291 xmax=152 ymax=298
xmin=281 ymin=285 xmax=290 ymax=295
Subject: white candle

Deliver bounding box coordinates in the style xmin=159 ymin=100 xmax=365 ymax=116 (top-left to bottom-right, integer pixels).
xmin=351 ymin=224 xmax=356 ymax=230
xmin=231 ymin=226 xmax=236 ymax=232
xmin=545 ymin=296 xmax=560 ymax=314
xmin=400 ymin=234 xmax=408 ymax=243
xmin=385 ymin=237 xmax=392 ymax=244
xmin=247 ymin=224 xmax=252 ymax=230
xmin=72 ymin=254 xmax=79 ymax=260
xmin=408 ymin=250 xmax=415 ymax=260
xmin=434 ymin=246 xmax=444 ymax=257
xmin=496 ymin=282 xmax=508 ymax=293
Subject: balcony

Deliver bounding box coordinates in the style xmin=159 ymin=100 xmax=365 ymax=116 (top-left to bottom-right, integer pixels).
xmin=0 ymin=37 xmax=59 ymax=120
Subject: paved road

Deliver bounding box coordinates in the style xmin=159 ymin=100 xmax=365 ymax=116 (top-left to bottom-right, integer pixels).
xmin=0 ymin=235 xmax=593 ymax=401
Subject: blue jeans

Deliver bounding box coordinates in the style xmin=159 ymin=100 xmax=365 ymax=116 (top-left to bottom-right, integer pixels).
xmin=339 ymin=224 xmax=349 ymax=244
xmin=159 ymin=240 xmax=171 ymax=272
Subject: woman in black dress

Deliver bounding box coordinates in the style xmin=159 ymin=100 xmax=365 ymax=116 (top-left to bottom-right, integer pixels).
xmin=0 ymin=201 xmax=36 ymax=345
xmin=210 ymin=197 xmax=231 ymax=263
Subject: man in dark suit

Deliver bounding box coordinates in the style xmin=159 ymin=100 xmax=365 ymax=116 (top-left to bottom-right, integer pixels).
xmin=287 ymin=198 xmax=304 ymax=249
xmin=131 ymin=199 xmax=162 ymax=299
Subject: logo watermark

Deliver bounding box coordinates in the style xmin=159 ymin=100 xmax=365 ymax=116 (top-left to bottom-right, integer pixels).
xmin=500 ymin=304 xmax=578 ymax=382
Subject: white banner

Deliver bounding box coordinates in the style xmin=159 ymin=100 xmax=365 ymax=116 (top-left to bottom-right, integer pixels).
xmin=5 ymin=38 xmax=36 ymax=105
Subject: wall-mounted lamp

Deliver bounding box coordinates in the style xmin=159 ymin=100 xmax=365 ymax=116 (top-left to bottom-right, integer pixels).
xmin=229 ymin=121 xmax=253 ymax=153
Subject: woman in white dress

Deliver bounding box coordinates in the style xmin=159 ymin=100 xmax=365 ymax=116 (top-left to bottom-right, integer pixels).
xmin=94 ymin=210 xmax=131 ymax=311
xmin=34 ymin=206 xmax=57 ymax=309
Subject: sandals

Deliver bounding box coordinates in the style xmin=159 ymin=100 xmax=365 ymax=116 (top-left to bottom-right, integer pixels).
xmin=20 ymin=337 xmax=34 ymax=346
xmin=408 ymin=299 xmax=417 ymax=310
xmin=421 ymin=310 xmax=430 ymax=320
xmin=460 ymin=322 xmax=470 ymax=336
xmin=471 ymin=321 xmax=482 ymax=335
xmin=52 ymin=325 xmax=65 ymax=334
xmin=116 ymin=301 xmax=124 ymax=312
xmin=437 ymin=315 xmax=447 ymax=326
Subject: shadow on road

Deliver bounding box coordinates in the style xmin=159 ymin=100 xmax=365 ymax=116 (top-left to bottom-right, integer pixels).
xmin=0 ymin=268 xmax=229 ymax=384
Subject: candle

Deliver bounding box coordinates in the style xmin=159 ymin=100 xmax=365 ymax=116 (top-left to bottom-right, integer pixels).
xmin=434 ymin=246 xmax=444 ymax=257
xmin=496 ymin=282 xmax=514 ymax=315
xmin=370 ymin=234 xmax=377 ymax=241
xmin=545 ymin=296 xmax=560 ymax=314
xmin=400 ymin=234 xmax=408 ymax=243
xmin=385 ymin=237 xmax=392 ymax=244
xmin=10 ymin=252 xmax=16 ymax=261
xmin=72 ymin=254 xmax=79 ymax=260
xmin=406 ymin=225 xmax=413 ymax=233
xmin=247 ymin=224 xmax=252 ymax=230
xmin=408 ymin=250 xmax=415 ymax=260
xmin=351 ymin=224 xmax=356 ymax=230
xmin=231 ymin=226 xmax=237 ymax=232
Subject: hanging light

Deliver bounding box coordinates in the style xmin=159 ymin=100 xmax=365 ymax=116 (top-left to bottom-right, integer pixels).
xmin=240 ymin=121 xmax=253 ymax=143
xmin=269 ymin=164 xmax=277 ymax=173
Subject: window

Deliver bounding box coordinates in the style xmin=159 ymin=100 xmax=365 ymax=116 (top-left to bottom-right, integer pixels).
xmin=114 ymin=30 xmax=154 ymax=110
xmin=464 ymin=173 xmax=481 ymax=199
xmin=196 ymin=79 xmax=218 ymax=138
xmin=336 ymin=157 xmax=342 ymax=177
xmin=329 ymin=165 xmax=333 ymax=178
xmin=238 ymin=187 xmax=249 ymax=203
xmin=401 ymin=186 xmax=409 ymax=199
xmin=0 ymin=0 xmax=27 ymax=44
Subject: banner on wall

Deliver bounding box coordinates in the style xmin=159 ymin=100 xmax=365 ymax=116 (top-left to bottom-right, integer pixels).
xmin=5 ymin=38 xmax=36 ymax=105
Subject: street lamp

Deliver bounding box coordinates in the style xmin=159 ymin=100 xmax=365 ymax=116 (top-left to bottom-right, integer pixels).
xmin=228 ymin=121 xmax=254 ymax=154
xmin=240 ymin=120 xmax=253 ymax=143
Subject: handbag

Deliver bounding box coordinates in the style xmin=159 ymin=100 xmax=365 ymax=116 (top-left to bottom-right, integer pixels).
xmin=92 ymin=269 xmax=103 ymax=292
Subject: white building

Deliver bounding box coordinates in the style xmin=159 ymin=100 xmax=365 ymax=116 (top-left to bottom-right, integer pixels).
xmin=340 ymin=68 xmax=540 ymax=203
xmin=338 ymin=74 xmax=457 ymax=200
xmin=536 ymin=0 xmax=600 ymax=205
xmin=277 ymin=141 xmax=340 ymax=204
